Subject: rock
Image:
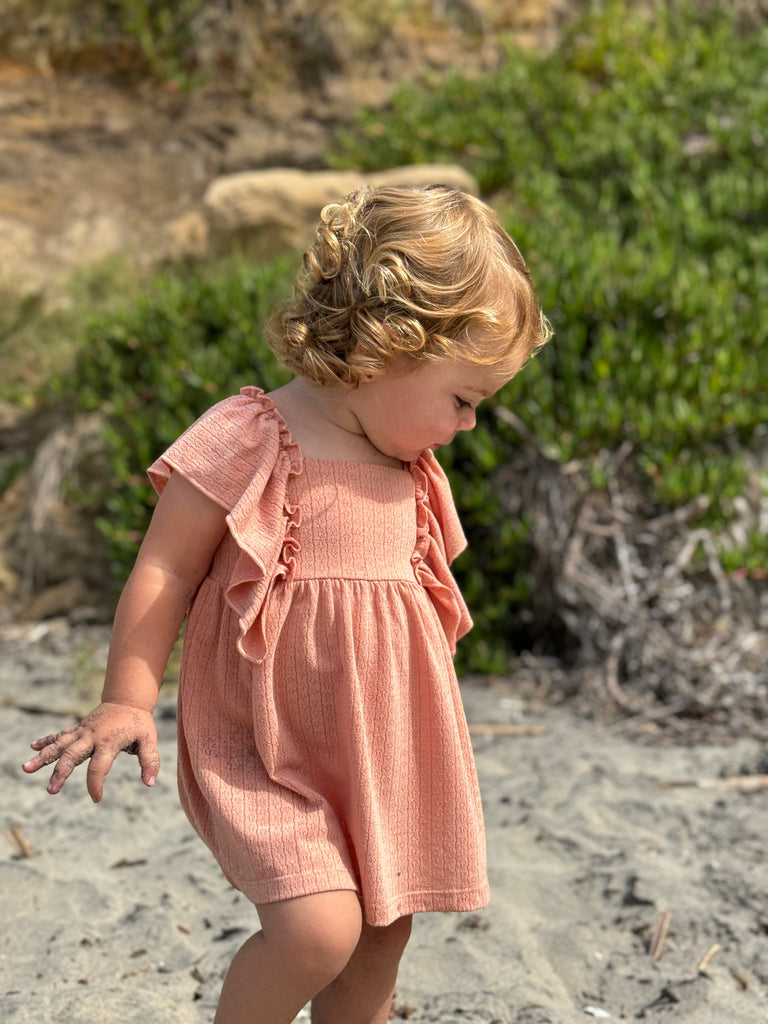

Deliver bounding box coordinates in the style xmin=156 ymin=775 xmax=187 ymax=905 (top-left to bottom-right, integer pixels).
xmin=45 ymin=201 xmax=131 ymax=268
xmin=17 ymin=576 xmax=90 ymax=621
xmin=162 ymin=209 xmax=209 ymax=261
xmin=366 ymin=165 xmax=478 ymax=192
xmin=0 ymin=216 xmax=41 ymax=293
xmin=202 ymin=164 xmax=479 ymax=258
xmin=1 ymin=413 xmax=113 ymax=603
xmin=220 ymin=116 xmax=333 ymax=174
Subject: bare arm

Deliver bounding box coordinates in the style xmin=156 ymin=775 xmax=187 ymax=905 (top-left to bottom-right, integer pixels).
xmin=23 ymin=471 xmax=228 ymax=802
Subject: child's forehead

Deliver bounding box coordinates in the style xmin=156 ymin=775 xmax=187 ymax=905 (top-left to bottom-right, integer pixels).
xmin=431 ymin=357 xmax=513 ymax=395
xmin=466 ymin=363 xmax=515 ymax=394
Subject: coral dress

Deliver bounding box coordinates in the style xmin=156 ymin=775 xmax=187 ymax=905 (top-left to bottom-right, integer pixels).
xmin=148 ymin=387 xmax=489 ymax=926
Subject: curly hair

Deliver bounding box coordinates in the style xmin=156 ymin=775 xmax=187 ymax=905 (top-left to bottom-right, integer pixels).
xmin=264 ymin=184 xmax=551 ymax=386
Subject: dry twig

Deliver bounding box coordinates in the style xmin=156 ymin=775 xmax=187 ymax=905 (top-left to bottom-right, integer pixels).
xmin=6 ymin=825 xmax=34 ymax=859
xmin=649 ymin=911 xmax=672 ymax=960
xmin=698 ymin=944 xmax=720 ymax=972
xmin=660 ymin=775 xmax=768 ymax=793
xmin=467 ymin=723 xmax=547 ymax=736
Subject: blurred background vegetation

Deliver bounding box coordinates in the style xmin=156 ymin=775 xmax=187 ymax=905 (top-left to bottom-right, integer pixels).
xmin=2 ymin=0 xmax=766 ymax=674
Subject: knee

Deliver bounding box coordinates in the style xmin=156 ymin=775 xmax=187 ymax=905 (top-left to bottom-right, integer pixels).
xmin=300 ymin=909 xmax=363 ymax=982
xmin=262 ymin=892 xmax=363 ymax=987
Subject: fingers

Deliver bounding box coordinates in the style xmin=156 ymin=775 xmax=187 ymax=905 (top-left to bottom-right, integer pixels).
xmin=22 ymin=709 xmax=161 ymax=801
xmin=28 ymin=732 xmax=64 ymax=752
xmin=136 ymin=738 xmax=161 ymax=790
xmin=42 ymin=740 xmax=96 ymax=796
xmin=84 ymin=738 xmax=160 ymax=802
xmin=49 ymin=735 xmax=100 ymax=794
xmin=22 ymin=730 xmax=86 ymax=779
xmin=86 ymin=747 xmax=119 ymax=803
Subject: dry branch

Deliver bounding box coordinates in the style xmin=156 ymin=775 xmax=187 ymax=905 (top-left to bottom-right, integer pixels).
xmin=492 ymin=429 xmax=768 ymax=739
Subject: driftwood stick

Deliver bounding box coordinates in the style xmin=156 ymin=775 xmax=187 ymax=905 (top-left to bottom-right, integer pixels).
xmin=607 ymin=470 xmax=639 ymax=603
xmin=604 ymin=633 xmax=647 ymax=714
xmin=700 ymin=530 xmax=733 ymax=612
xmin=9 ymin=825 xmax=34 ymax=859
xmin=660 ymin=775 xmax=768 ymax=793
xmin=467 ymin=723 xmax=547 ymax=736
xmin=649 ymin=910 xmax=672 ymax=960
xmin=698 ymin=943 xmax=720 ymax=972
xmin=638 ymin=494 xmax=710 ymax=536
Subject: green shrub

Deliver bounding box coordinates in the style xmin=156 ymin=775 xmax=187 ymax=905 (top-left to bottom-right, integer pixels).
xmin=332 ymin=0 xmax=768 ymax=670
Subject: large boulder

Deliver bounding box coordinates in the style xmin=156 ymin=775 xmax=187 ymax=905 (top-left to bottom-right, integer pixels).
xmin=0 ymin=412 xmax=114 ymax=621
xmin=202 ymin=164 xmax=479 ymax=258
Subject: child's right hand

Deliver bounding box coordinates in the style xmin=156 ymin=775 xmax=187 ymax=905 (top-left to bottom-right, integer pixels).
xmin=22 ymin=701 xmax=160 ymax=803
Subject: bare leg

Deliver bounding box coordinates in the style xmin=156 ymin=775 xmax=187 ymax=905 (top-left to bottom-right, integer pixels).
xmin=311 ymin=915 xmax=413 ymax=1024
xmin=214 ymin=890 xmax=363 ymax=1024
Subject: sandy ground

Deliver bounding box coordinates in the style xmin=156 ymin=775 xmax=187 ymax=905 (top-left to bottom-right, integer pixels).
xmin=2 ymin=619 xmax=767 ymax=1024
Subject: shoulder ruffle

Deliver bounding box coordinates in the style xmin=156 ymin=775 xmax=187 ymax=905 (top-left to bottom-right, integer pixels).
xmin=410 ymin=450 xmax=473 ymax=653
xmin=148 ymin=387 xmax=302 ymax=662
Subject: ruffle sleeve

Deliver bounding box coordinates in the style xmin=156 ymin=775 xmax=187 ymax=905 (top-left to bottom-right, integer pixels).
xmin=148 ymin=387 xmax=302 ymax=663
xmin=410 ymin=450 xmax=473 ymax=653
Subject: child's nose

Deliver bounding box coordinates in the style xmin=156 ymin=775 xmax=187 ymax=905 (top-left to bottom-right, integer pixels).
xmin=459 ymin=408 xmax=477 ymax=431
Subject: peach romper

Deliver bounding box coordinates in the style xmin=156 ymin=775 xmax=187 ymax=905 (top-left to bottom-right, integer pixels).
xmin=148 ymin=387 xmax=490 ymax=926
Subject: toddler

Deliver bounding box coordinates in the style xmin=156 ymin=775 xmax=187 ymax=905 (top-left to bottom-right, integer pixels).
xmin=24 ymin=185 xmax=550 ymax=1024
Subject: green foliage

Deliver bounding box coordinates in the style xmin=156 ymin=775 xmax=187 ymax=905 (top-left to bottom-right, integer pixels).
xmin=333 ymin=0 xmax=768 ymax=671
xmin=1 ymin=257 xmax=155 ymax=406
xmin=118 ymin=0 xmax=207 ymax=86
xmin=54 ymin=256 xmax=294 ymax=579
xmin=0 ymin=454 xmax=26 ymax=498
xmin=0 ymin=0 xmax=207 ymax=84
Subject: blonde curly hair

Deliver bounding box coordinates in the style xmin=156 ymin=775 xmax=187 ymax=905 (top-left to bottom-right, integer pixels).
xmin=265 ymin=184 xmax=551 ymax=386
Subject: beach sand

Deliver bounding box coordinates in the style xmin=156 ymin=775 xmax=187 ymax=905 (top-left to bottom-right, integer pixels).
xmin=2 ymin=619 xmax=766 ymax=1023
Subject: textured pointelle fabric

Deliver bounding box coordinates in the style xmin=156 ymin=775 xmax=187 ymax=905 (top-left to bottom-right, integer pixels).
xmin=148 ymin=388 xmax=490 ymax=926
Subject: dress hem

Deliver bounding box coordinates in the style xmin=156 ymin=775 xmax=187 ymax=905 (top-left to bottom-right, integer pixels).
xmin=231 ymin=872 xmax=491 ymax=928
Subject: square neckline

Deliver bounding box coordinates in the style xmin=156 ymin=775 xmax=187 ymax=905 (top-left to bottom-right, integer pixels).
xmin=262 ymin=388 xmax=414 ymax=474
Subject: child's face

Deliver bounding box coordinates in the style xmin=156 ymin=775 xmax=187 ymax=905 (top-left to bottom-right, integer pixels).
xmin=351 ymin=356 xmax=510 ymax=464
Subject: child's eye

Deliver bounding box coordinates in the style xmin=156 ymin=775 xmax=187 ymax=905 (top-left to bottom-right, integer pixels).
xmin=454 ymin=396 xmax=473 ymax=411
